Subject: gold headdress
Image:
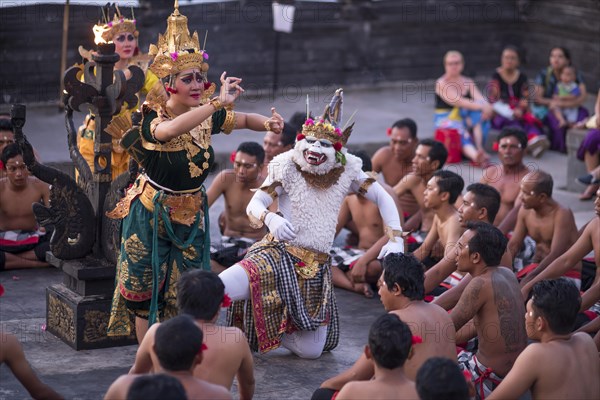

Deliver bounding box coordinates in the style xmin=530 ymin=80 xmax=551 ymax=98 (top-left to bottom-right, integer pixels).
xmin=148 ymin=0 xmax=209 ymax=79
xmin=301 ymin=88 xmax=353 ymax=147
xmin=95 ymin=4 xmax=138 ymax=44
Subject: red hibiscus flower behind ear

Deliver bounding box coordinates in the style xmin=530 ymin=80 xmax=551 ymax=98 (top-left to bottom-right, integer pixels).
xmin=386 ymin=127 xmax=392 ymax=136
xmin=230 ymin=151 xmax=236 ymax=164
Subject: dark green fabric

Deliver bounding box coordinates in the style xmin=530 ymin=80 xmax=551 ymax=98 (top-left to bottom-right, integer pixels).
xmin=124 ymin=108 xmax=226 ymax=191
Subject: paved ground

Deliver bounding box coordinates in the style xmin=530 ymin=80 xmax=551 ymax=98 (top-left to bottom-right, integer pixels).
xmin=0 ymin=84 xmax=597 ymax=399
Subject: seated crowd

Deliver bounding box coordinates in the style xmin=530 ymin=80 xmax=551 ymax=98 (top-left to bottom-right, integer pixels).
xmin=1 ymin=44 xmax=599 ymax=400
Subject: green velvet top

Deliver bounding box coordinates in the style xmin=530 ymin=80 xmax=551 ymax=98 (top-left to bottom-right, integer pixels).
xmin=123 ymin=105 xmax=232 ymax=192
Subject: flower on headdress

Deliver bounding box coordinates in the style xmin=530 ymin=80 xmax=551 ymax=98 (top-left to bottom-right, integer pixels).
xmin=319 ymin=119 xmax=324 ymax=124
xmin=296 ymin=134 xmax=305 ymax=141
xmin=334 ymin=127 xmax=342 ymax=136
xmin=411 ymin=335 xmax=423 ymax=345
xmin=107 ymin=21 xmax=113 ymax=27
xmin=304 ymin=119 xmax=314 ymax=126
xmin=222 ymin=293 xmax=232 ymax=308
xmin=203 ymin=82 xmax=212 ymax=90
xmin=386 ymin=127 xmax=392 ymax=136
xmin=132 ymin=19 xmax=136 ymax=24
xmin=0 ymin=160 xmax=4 ymax=170
xmin=120 ymin=17 xmax=124 ymax=23
xmin=170 ymin=52 xmax=178 ymax=61
xmin=333 ymin=142 xmax=342 ymax=152
xmin=203 ymin=52 xmax=209 ymax=60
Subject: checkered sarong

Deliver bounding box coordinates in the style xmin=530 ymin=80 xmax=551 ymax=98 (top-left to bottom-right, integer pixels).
xmin=329 ymin=246 xmax=364 ymax=268
xmin=458 ymin=350 xmax=503 ymax=400
xmin=227 ymin=238 xmax=339 ymax=353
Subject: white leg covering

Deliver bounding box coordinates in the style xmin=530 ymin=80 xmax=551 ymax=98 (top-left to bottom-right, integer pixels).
xmin=218 ymin=263 xmax=250 ymax=301
xmin=281 ymin=325 xmax=328 ymax=359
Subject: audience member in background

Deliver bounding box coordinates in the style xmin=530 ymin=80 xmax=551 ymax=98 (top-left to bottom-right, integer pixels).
xmin=261 ymin=123 xmax=296 ymax=177
xmin=334 ymin=314 xmax=419 ymax=400
xmin=435 ymin=50 xmax=493 ymax=165
xmin=488 ymin=45 xmax=549 ymax=158
xmin=575 ymin=89 xmax=600 ymax=200
xmin=550 ymin=66 xmax=587 ymax=129
xmin=533 ymin=46 xmax=588 ymax=152
xmin=372 ymin=118 xmax=419 ymax=216
xmin=488 ymin=279 xmax=600 ymax=400
xmin=0 ymin=144 xmax=51 ymax=271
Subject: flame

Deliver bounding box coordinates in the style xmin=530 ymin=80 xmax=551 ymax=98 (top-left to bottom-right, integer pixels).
xmin=93 ymin=24 xmax=112 ymax=45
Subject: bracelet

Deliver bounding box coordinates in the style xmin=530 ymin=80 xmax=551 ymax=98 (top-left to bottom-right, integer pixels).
xmin=259 ymin=210 xmax=271 ymax=223
xmin=385 ymin=226 xmax=404 ymax=243
xmin=209 ymin=98 xmax=223 ymax=111
xmin=263 ymin=119 xmax=271 ymax=132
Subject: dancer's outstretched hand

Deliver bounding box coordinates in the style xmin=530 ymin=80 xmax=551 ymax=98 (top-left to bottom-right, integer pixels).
xmin=265 ymin=212 xmax=296 ymax=241
xmin=219 ymin=71 xmax=244 ymax=106
xmin=378 ymin=240 xmax=404 ymax=259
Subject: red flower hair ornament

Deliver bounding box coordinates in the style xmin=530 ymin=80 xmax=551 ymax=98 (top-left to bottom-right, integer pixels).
xmin=221 ymin=293 xmax=232 ymax=308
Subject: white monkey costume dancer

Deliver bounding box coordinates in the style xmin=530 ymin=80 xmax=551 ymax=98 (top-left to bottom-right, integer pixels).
xmin=220 ymin=89 xmax=404 ymax=358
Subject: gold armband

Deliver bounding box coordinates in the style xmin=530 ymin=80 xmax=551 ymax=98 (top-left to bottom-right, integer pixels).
xmin=209 ymin=98 xmax=223 ymax=111
xmin=385 ymin=226 xmax=404 ymax=243
xmin=221 ymin=109 xmax=236 ymax=135
xmin=263 ymin=119 xmax=271 ymax=132
xmin=248 ymin=210 xmax=270 ymax=229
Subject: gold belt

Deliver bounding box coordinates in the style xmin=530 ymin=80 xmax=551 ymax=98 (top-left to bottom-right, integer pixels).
xmin=266 ymin=234 xmax=329 ymax=279
xmin=107 ymin=175 xmax=203 ymax=226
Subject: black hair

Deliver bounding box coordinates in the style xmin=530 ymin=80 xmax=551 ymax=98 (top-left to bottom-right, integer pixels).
xmin=418 ymin=139 xmax=448 ymax=169
xmin=368 ymin=313 xmax=413 ymax=370
xmin=0 ymin=119 xmax=13 ymax=132
xmin=551 ymin=47 xmax=572 ymax=65
xmin=416 ymin=357 xmax=469 ymax=400
xmin=236 ymin=141 xmax=265 ymax=165
xmin=531 ymin=278 xmax=581 ymax=335
xmin=382 ymin=253 xmax=424 ymax=301
xmin=177 ymin=270 xmax=225 ymax=320
xmin=1 ymin=143 xmax=23 ymax=166
xmin=465 ymin=221 xmax=507 ymax=266
xmin=391 ymin=118 xmax=417 ymax=139
xmin=280 ymin=124 xmax=297 ymax=147
xmin=529 ymin=171 xmax=553 ymax=197
xmin=502 ymin=45 xmax=521 ymax=59
xmin=497 ymin=126 xmax=527 ymax=150
xmin=288 ymin=111 xmax=309 ymax=133
xmin=350 ymin=150 xmax=373 ymax=172
xmin=154 ymin=315 xmax=203 ymax=372
xmin=465 ymin=183 xmax=501 ymax=223
xmin=432 ymin=170 xmax=464 ymax=204
xmin=126 ymin=374 xmax=188 ymax=400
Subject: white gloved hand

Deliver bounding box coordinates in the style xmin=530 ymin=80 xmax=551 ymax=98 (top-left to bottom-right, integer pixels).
xmin=377 ymin=240 xmax=404 ymax=259
xmin=265 ymin=212 xmax=297 ymax=241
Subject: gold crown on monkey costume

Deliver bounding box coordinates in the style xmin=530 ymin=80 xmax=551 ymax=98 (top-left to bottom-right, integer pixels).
xmin=300 ymin=88 xmax=354 ymax=146
xmin=148 ymin=0 xmax=209 ymax=79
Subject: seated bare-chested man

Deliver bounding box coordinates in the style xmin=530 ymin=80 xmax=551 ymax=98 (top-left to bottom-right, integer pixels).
xmin=522 ymin=187 xmax=600 ymax=314
xmin=372 ymin=118 xmax=419 ymax=217
xmin=335 ymin=314 xmax=419 ymax=400
xmin=452 ymin=222 xmax=527 ymax=400
xmin=480 ymin=127 xmax=530 ymax=231
xmin=331 ymin=150 xmax=403 ymax=297
xmin=434 ymin=183 xmax=513 ymax=310
xmin=106 ymin=315 xmax=231 ymax=400
xmin=0 ymin=144 xmax=50 ymax=271
xmin=0 ymin=119 xmax=15 ymax=179
xmin=488 ymin=279 xmax=600 ymax=400
xmin=131 ymin=270 xmax=255 ymax=400
xmin=207 ymin=142 xmax=268 ymax=273
xmin=393 ymin=139 xmax=448 ymax=235
xmin=507 ymin=171 xmax=582 ymax=288
xmin=415 ymin=170 xmax=465 ymax=293
xmin=315 ymin=253 xmax=456 ymax=400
